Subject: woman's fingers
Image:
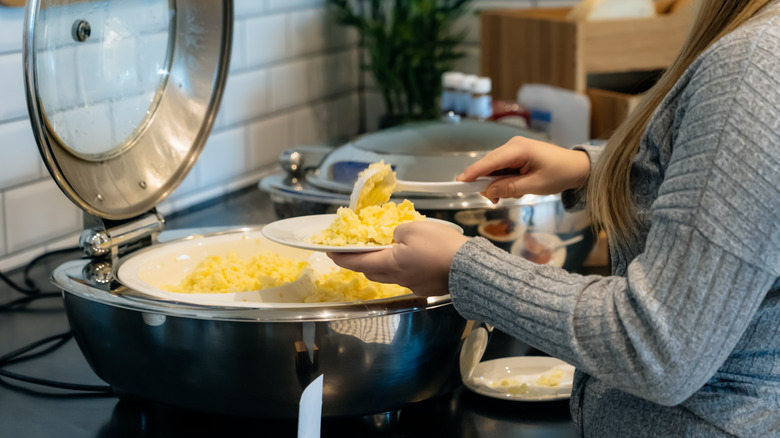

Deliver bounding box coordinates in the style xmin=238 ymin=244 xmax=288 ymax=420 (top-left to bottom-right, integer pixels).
xmin=328 ymin=222 xmax=469 ymax=296
xmin=327 ymin=250 xmax=395 ymax=276
xmin=458 ymin=138 xmax=531 ymax=181
xmin=482 ymin=174 xmax=534 ymax=201
xmin=457 ymin=137 xmax=592 ymax=199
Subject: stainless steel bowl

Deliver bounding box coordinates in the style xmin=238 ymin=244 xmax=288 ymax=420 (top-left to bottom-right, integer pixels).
xmin=54 ymin=230 xmax=469 ymax=419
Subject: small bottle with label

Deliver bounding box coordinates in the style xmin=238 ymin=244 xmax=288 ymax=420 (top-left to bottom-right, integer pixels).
xmin=440 ymin=71 xmax=463 ymax=117
xmin=468 ymin=77 xmax=493 ymax=120
xmin=455 ymin=75 xmax=478 ymax=117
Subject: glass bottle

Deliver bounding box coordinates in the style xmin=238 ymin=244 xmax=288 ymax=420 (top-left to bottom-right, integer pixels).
xmin=468 ymin=77 xmax=493 ymax=120
xmin=440 ymin=71 xmax=463 ymax=117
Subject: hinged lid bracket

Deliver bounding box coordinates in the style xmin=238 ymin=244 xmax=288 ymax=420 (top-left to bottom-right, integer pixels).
xmin=79 ymin=210 xmax=165 ymax=265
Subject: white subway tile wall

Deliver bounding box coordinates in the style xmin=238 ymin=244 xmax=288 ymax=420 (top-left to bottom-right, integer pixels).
xmin=0 ymin=120 xmax=43 ymax=188
xmin=0 ymin=0 xmax=567 ymax=271
xmin=230 ymin=19 xmax=247 ymax=72
xmin=291 ymin=8 xmax=328 ymax=56
xmin=233 ymin=0 xmax=267 ymax=18
xmin=248 ymin=113 xmax=292 ymax=169
xmin=4 ymin=179 xmax=80 ymax=255
xmin=220 ymin=69 xmax=272 ymax=126
xmin=0 ymin=53 xmax=26 ymax=121
xmin=0 ymin=6 xmax=23 ymax=54
xmin=270 ymin=59 xmax=310 ymax=111
xmin=244 ymin=14 xmax=287 ymax=67
xmin=198 ymin=127 xmax=249 ymax=188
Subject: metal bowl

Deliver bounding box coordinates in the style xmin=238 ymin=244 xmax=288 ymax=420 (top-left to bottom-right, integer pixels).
xmin=54 ymin=229 xmax=469 ymax=419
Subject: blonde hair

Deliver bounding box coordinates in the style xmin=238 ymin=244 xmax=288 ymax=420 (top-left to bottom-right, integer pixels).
xmin=587 ymin=0 xmax=774 ymax=247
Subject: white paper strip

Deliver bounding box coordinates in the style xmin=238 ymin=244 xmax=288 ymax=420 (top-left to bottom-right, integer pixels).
xmin=298 ymin=374 xmax=324 ymax=438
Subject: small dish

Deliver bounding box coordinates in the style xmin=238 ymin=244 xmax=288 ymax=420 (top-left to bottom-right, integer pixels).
xmin=453 ymin=210 xmax=487 ymax=227
xmin=463 ymin=356 xmax=575 ymax=401
xmin=261 ymin=214 xmax=463 ymax=253
xmin=477 ymin=218 xmax=526 ymax=242
xmin=510 ymin=232 xmax=567 ymax=267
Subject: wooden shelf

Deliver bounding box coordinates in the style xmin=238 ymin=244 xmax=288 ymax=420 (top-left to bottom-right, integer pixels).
xmin=481 ymin=7 xmax=693 ymax=98
xmin=480 ymin=7 xmax=694 ymax=139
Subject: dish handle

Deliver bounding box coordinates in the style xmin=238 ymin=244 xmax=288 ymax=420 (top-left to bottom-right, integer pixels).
xmin=459 ymin=321 xmax=493 ymax=382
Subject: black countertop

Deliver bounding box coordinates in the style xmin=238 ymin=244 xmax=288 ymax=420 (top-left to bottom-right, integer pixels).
xmin=0 ymin=187 xmax=577 ymax=438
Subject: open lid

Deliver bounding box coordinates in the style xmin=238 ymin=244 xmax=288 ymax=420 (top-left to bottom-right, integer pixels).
xmin=23 ymin=0 xmax=232 ymax=220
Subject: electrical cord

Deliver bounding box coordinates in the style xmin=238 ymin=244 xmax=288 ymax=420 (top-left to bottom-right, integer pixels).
xmin=23 ymin=247 xmax=83 ymax=292
xmin=0 ymin=270 xmax=39 ymax=295
xmin=0 ymin=246 xmax=82 ymax=295
xmin=0 ymin=331 xmax=72 ymax=367
xmin=0 ymin=246 xmax=81 ymax=312
xmin=0 ymin=246 xmax=113 ymax=394
xmin=0 ymin=292 xmax=62 ymax=313
xmin=0 ymin=330 xmax=113 ymax=394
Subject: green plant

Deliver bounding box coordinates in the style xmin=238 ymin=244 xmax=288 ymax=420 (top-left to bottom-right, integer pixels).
xmin=329 ymin=0 xmax=472 ymax=126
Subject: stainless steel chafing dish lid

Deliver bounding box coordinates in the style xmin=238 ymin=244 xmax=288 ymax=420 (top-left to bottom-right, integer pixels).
xmin=262 ymin=119 xmax=560 ymax=210
xmin=23 ymin=0 xmax=231 ymax=221
xmin=308 ymin=120 xmax=549 ymax=193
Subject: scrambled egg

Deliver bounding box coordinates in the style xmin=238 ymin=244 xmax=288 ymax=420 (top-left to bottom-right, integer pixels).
xmin=310 ymin=161 xmax=426 ymax=246
xmin=536 ymin=369 xmax=565 ymax=387
xmin=490 ymin=368 xmax=568 ymax=395
xmin=353 ymin=161 xmax=395 ymax=212
xmin=167 ymin=251 xmax=309 ymax=294
xmin=306 ymin=268 xmax=410 ymax=303
xmin=311 ymin=200 xmax=424 ymax=246
xmin=167 ymin=250 xmax=410 ymax=303
xmin=496 ymin=380 xmax=531 ymax=395
xmin=167 ymin=161 xmax=424 ymax=299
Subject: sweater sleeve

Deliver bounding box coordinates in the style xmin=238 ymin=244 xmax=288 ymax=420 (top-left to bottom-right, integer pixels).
xmin=560 ymin=143 xmax=605 ymax=211
xmin=449 ymin=20 xmax=780 ymax=406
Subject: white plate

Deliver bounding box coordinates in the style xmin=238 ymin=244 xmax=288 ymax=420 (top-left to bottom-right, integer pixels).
xmin=261 ymin=214 xmax=464 ymax=253
xmin=117 ymin=230 xmax=344 ymax=307
xmin=464 ymin=356 xmax=575 ymax=401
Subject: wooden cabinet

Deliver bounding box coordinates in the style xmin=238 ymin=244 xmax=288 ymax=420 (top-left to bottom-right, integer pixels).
xmin=480 ymin=7 xmax=693 ymax=139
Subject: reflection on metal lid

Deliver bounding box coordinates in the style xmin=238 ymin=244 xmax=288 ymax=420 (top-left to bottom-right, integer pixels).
xmin=352 ymin=120 xmax=545 ymax=156
xmin=309 ymin=120 xmax=548 ymax=190
xmin=37 ymin=0 xmax=172 ymax=160
xmin=25 ymin=0 xmax=231 ymax=220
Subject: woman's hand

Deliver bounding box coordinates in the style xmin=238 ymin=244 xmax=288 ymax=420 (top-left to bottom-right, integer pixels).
xmin=457 ymin=136 xmax=591 ymax=203
xmin=327 ymin=221 xmax=469 ymax=297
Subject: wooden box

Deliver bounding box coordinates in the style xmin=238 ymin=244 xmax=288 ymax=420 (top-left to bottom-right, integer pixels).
xmin=480 ymin=7 xmax=692 ymax=99
xmin=586 ymin=88 xmax=643 ymax=139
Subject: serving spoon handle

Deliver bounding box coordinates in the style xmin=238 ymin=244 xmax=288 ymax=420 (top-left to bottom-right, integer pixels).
xmin=394 ymin=177 xmax=496 ymax=194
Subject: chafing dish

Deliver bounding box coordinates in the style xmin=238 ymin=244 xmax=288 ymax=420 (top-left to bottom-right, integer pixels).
xmin=23 ymin=0 xmax=468 ymax=422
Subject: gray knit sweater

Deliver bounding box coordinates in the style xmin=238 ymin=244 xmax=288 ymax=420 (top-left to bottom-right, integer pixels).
xmin=449 ymin=5 xmax=780 ymax=438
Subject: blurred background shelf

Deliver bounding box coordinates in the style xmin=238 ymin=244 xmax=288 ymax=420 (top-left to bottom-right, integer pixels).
xmin=481 ymin=6 xmax=694 ymax=139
